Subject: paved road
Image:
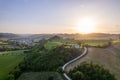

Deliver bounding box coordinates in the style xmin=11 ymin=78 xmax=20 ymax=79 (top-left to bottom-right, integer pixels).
xmin=62 ymin=47 xmax=87 ymax=80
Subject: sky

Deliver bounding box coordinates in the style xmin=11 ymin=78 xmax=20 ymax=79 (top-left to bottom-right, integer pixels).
xmin=0 ymin=0 xmax=120 ymax=34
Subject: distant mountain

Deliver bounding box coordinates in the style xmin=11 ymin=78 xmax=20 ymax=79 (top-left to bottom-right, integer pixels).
xmin=58 ymin=33 xmax=120 ymax=40
xmin=48 ymin=35 xmax=62 ymax=41
xmin=0 ymin=33 xmax=20 ymax=38
xmin=0 ymin=33 xmax=119 ymax=40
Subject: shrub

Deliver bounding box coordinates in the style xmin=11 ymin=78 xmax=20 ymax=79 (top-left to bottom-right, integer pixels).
xmin=69 ymin=62 xmax=116 ymax=80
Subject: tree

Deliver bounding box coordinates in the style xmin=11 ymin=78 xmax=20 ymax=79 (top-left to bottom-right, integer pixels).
xmin=72 ymin=71 xmax=84 ymax=80
xmin=48 ymin=75 xmax=54 ymax=80
xmin=69 ymin=62 xmax=116 ymax=80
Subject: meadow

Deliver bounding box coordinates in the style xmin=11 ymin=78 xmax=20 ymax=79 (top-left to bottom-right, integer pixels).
xmin=81 ymin=40 xmax=110 ymax=47
xmin=0 ymin=50 xmax=24 ymax=56
xmin=0 ymin=51 xmax=24 ymax=80
xmin=0 ymin=41 xmax=8 ymax=45
xmin=44 ymin=41 xmax=63 ymax=50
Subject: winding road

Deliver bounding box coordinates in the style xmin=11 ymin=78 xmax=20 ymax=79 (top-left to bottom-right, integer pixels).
xmin=62 ymin=47 xmax=88 ymax=80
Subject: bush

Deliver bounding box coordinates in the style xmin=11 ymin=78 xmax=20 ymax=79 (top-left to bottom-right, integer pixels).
xmin=7 ymin=74 xmax=15 ymax=80
xmin=69 ymin=62 xmax=116 ymax=80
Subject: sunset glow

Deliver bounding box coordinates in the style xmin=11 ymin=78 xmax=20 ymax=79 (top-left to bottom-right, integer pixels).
xmin=0 ymin=0 xmax=120 ymax=34
xmin=77 ymin=18 xmax=96 ymax=34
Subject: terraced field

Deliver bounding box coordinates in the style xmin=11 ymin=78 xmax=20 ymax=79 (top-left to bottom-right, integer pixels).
xmin=65 ymin=43 xmax=120 ymax=80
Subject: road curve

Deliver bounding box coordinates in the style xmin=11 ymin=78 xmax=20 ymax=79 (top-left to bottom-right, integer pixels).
xmin=62 ymin=47 xmax=87 ymax=80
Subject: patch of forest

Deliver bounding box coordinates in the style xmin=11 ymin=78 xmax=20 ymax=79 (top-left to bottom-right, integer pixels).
xmin=68 ymin=62 xmax=116 ymax=80
xmin=8 ymin=43 xmax=82 ymax=80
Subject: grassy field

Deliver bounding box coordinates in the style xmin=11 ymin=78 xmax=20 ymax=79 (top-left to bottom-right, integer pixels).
xmin=0 ymin=55 xmax=24 ymax=80
xmin=33 ymin=38 xmax=41 ymax=43
xmin=17 ymin=72 xmax=64 ymax=80
xmin=0 ymin=50 xmax=24 ymax=56
xmin=44 ymin=41 xmax=63 ymax=50
xmin=0 ymin=41 xmax=8 ymax=45
xmin=66 ymin=43 xmax=120 ymax=80
xmin=81 ymin=40 xmax=109 ymax=47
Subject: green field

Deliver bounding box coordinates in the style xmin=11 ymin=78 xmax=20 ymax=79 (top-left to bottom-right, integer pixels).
xmin=44 ymin=41 xmax=63 ymax=50
xmin=17 ymin=72 xmax=63 ymax=80
xmin=33 ymin=38 xmax=41 ymax=43
xmin=0 ymin=51 xmax=24 ymax=80
xmin=81 ymin=40 xmax=109 ymax=46
xmin=0 ymin=50 xmax=24 ymax=56
xmin=0 ymin=41 xmax=8 ymax=45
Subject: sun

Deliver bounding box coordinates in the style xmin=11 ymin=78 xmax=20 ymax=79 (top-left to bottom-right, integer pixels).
xmin=77 ymin=18 xmax=96 ymax=34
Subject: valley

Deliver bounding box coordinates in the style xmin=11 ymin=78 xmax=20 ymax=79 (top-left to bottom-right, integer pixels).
xmin=0 ymin=33 xmax=119 ymax=80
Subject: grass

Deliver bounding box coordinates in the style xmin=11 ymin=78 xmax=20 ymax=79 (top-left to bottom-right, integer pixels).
xmin=17 ymin=72 xmax=64 ymax=80
xmin=33 ymin=38 xmax=41 ymax=43
xmin=44 ymin=41 xmax=63 ymax=50
xmin=81 ymin=40 xmax=109 ymax=46
xmin=0 ymin=50 xmax=24 ymax=56
xmin=0 ymin=41 xmax=8 ymax=45
xmin=0 ymin=55 xmax=24 ymax=80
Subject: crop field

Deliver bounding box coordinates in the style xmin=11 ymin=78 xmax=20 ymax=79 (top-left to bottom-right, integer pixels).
xmin=81 ymin=40 xmax=109 ymax=47
xmin=44 ymin=41 xmax=63 ymax=50
xmin=0 ymin=55 xmax=24 ymax=80
xmin=17 ymin=72 xmax=64 ymax=80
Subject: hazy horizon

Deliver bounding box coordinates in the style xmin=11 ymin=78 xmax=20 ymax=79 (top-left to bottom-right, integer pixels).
xmin=0 ymin=32 xmax=120 ymax=35
xmin=0 ymin=0 xmax=120 ymax=34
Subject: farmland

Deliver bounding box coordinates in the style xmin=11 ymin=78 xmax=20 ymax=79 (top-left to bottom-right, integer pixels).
xmin=0 ymin=34 xmax=119 ymax=80
xmin=44 ymin=41 xmax=63 ymax=50
xmin=0 ymin=50 xmax=25 ymax=56
xmin=80 ymin=40 xmax=110 ymax=47
xmin=0 ymin=55 xmax=24 ymax=80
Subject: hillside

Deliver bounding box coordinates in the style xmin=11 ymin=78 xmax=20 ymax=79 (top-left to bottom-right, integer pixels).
xmin=0 ymin=33 xmax=20 ymax=38
xmin=58 ymin=33 xmax=119 ymax=40
xmin=65 ymin=43 xmax=120 ymax=80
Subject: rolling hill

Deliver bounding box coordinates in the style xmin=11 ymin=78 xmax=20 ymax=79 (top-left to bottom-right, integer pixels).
xmin=65 ymin=42 xmax=120 ymax=80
